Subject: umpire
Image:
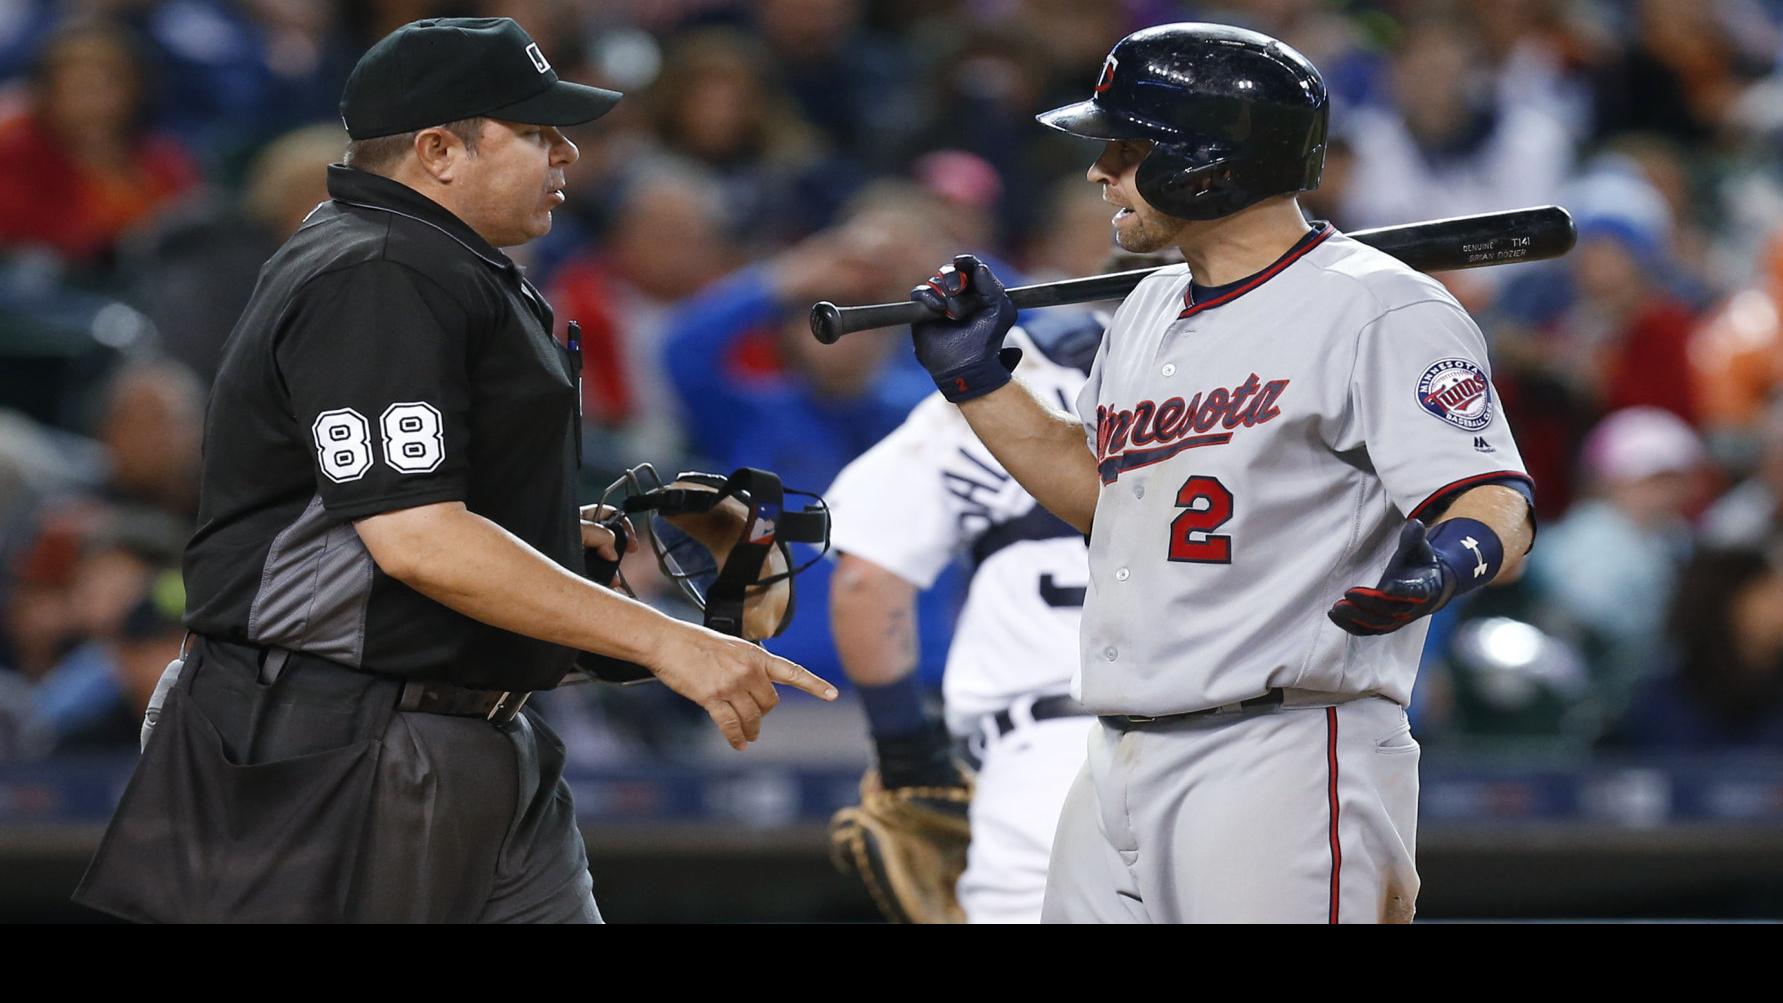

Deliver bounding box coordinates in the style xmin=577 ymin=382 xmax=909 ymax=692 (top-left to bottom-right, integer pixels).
xmin=72 ymin=17 xmax=835 ymax=924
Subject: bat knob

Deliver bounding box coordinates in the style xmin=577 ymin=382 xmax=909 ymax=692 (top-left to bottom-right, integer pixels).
xmin=809 ymin=302 xmax=843 ymax=344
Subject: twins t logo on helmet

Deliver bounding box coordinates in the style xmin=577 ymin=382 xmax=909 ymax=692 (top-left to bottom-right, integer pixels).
xmin=1417 ymin=359 xmax=1493 ymax=431
xmin=1094 ymin=55 xmax=1118 ymax=93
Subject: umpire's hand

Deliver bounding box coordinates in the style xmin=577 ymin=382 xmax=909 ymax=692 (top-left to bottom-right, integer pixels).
xmin=652 ymin=627 xmax=837 ymax=750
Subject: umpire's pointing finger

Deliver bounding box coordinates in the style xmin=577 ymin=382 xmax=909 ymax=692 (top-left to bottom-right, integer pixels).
xmin=766 ymin=653 xmax=838 ymax=701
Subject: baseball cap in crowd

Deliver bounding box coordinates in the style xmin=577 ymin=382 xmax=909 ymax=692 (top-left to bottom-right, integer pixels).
xmin=340 ymin=17 xmax=622 ymax=140
xmin=1582 ymin=406 xmax=1705 ymax=484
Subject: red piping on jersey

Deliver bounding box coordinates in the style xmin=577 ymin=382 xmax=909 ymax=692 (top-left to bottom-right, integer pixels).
xmin=1407 ymin=470 xmax=1534 ymax=522
xmin=1326 ymin=706 xmax=1341 ymax=925
xmin=1178 ymin=224 xmax=1334 ymax=320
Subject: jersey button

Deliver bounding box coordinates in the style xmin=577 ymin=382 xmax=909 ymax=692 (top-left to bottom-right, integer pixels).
xmin=1133 ymin=484 xmax=1145 ymax=499
xmin=1103 ymin=646 xmax=1118 ymax=661
xmin=1161 ymin=363 xmax=1177 ymax=377
xmin=1115 ymin=567 xmax=1130 ymax=582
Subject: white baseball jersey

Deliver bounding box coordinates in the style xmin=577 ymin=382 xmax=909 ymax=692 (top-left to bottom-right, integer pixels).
xmin=1073 ymin=225 xmax=1530 ymax=717
xmin=827 ymin=322 xmax=1096 ymax=735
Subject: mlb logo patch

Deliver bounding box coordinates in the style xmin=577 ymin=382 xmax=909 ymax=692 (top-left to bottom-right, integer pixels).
xmin=1417 ymin=358 xmax=1493 ymax=431
xmin=526 ymin=42 xmax=550 ymax=74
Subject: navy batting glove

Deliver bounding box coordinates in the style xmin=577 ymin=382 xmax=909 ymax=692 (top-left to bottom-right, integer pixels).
xmin=910 ymin=253 xmax=1019 ymax=403
xmin=1328 ymin=518 xmax=1505 ymax=637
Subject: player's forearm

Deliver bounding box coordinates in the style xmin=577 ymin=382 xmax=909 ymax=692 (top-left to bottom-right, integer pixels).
xmin=1432 ymin=484 xmax=1535 ymax=582
xmin=958 ymin=380 xmax=1101 ymax=534
xmin=354 ymin=501 xmax=703 ymax=667
xmin=830 ymin=553 xmax=920 ymax=687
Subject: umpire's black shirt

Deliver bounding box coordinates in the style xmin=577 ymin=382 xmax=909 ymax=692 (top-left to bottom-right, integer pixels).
xmin=184 ymin=165 xmax=581 ymax=690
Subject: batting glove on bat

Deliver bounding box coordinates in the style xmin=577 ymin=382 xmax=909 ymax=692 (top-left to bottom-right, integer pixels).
xmin=910 ymin=253 xmax=1019 ymax=403
xmin=1327 ymin=518 xmax=1504 ymax=636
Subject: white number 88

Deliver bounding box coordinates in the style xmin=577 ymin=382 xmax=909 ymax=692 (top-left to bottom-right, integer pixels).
xmin=312 ymin=408 xmax=372 ymax=482
xmin=381 ymin=402 xmax=445 ymax=473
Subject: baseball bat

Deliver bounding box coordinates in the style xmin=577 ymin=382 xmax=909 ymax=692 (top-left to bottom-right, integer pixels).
xmin=809 ymin=204 xmax=1575 ymax=344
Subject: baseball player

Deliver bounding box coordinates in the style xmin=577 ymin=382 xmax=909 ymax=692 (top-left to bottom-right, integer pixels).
xmin=902 ymin=23 xmax=1535 ymax=923
xmin=73 ymin=17 xmax=834 ymax=924
xmin=827 ymin=308 xmax=1104 ymax=923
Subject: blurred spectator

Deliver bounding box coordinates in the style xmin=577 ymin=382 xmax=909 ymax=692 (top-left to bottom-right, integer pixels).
xmin=0 ymin=505 xmax=97 ymax=682
xmin=1563 ymin=171 xmax=1700 ymax=422
xmin=0 ymin=408 xmax=97 ymax=530
xmin=1600 ymin=133 xmax=1718 ymax=310
xmin=911 ymin=149 xmax=1003 ymax=258
xmin=1022 ymin=174 xmax=1119 ymax=284
xmin=901 ymin=22 xmax=1056 ymax=242
xmin=1691 ymin=229 xmax=1783 ymax=464
xmin=52 ymin=566 xmax=184 ymax=752
xmin=659 ymin=180 xmax=960 ymax=681
xmin=548 ymin=158 xmax=739 ymax=468
xmin=751 ymin=0 xmax=916 ymax=169
xmin=1591 ymin=0 xmax=1777 ymax=148
xmin=1702 ymin=397 xmax=1783 ymax=548
xmin=129 ymin=0 xmax=356 ymax=167
xmin=93 ymin=360 xmax=204 ymax=520
xmin=1493 ymin=167 xmax=1700 ymax=515
xmin=1613 ymin=545 xmax=1783 ymax=750
xmin=22 ymin=505 xmax=184 ymax=749
xmin=0 ymin=19 xmax=198 ymax=273
xmin=644 ymin=27 xmax=856 ymax=243
xmin=1338 ymin=14 xmax=1571 ymax=229
xmin=121 ymin=123 xmax=342 ymax=382
xmin=1526 ymin=407 xmax=1707 ymax=713
xmin=1466 ymin=0 xmax=1599 ymax=138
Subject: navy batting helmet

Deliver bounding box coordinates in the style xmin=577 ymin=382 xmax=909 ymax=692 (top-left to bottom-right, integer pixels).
xmin=1037 ymin=23 xmax=1328 ymax=221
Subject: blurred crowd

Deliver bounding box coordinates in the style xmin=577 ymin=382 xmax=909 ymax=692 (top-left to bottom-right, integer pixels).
xmin=3 ymin=0 xmax=1783 ymax=764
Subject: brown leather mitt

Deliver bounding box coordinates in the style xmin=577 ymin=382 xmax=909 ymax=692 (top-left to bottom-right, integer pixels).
xmin=828 ymin=768 xmax=973 ymax=924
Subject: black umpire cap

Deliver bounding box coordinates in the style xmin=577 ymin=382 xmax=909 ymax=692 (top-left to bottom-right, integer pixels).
xmin=340 ymin=17 xmax=622 ymax=140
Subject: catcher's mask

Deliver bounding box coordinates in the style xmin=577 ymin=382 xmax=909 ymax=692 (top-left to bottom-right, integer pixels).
xmin=598 ymin=463 xmax=830 ymax=640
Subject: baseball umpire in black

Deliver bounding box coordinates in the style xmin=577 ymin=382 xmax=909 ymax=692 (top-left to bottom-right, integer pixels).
xmin=72 ymin=17 xmax=836 ymax=924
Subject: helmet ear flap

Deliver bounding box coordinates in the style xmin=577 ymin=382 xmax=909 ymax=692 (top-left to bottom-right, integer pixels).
xmin=1135 ymin=143 xmax=1243 ymax=220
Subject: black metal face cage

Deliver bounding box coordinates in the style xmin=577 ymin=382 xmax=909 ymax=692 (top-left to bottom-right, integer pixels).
xmin=596 ymin=462 xmax=831 ymax=630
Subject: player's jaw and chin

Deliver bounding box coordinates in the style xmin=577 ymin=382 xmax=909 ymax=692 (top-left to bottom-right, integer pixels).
xmin=1093 ymin=141 xmax=1190 ymax=254
xmin=1110 ymin=198 xmax=1188 ymax=253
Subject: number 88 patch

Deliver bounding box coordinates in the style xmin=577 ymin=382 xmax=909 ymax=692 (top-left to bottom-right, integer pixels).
xmin=310 ymin=402 xmax=445 ymax=482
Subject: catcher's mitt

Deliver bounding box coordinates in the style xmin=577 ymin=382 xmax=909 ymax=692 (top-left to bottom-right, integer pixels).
xmin=828 ymin=768 xmax=973 ymax=924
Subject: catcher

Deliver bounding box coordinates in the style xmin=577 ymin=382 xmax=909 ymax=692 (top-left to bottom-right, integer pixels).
xmin=824 ymin=310 xmax=1108 ymax=923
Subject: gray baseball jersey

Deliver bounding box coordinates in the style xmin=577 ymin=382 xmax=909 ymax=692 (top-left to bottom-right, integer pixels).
xmin=1072 ymin=224 xmax=1530 ymax=717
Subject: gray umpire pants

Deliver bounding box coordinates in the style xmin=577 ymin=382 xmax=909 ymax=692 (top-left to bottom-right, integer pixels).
xmin=75 ymin=636 xmax=600 ymax=924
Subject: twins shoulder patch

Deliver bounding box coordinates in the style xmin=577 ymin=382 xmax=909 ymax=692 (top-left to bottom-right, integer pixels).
xmin=1416 ymin=358 xmax=1493 ymax=431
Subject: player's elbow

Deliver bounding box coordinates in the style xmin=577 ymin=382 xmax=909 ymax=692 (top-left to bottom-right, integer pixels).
xmin=831 ymin=553 xmax=917 ymax=615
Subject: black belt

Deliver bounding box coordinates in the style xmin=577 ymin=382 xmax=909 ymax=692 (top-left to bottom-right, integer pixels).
xmin=1100 ymin=688 xmax=1285 ymax=730
xmin=396 ymin=679 xmax=531 ymax=725
xmin=991 ymin=694 xmax=1093 ymax=737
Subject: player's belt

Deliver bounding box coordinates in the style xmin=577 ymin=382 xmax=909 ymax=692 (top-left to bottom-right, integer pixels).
xmin=990 ymin=694 xmax=1092 ymax=737
xmin=397 ymin=680 xmax=532 ymax=725
xmin=1100 ymin=688 xmax=1285 ymax=729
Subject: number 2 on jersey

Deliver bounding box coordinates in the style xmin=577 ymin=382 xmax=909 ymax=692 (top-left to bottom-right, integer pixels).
xmin=1168 ymin=475 xmax=1233 ymax=564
